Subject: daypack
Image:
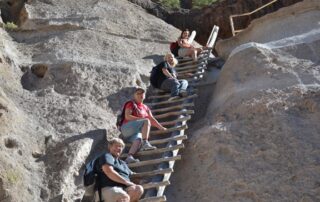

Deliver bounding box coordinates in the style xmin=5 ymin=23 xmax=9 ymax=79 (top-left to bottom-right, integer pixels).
xmin=116 ymin=100 xmax=138 ymax=130
xmin=170 ymin=41 xmax=180 ymax=56
xmin=83 ymin=154 xmax=104 ymax=201
xmin=150 ymin=65 xmax=159 ymax=88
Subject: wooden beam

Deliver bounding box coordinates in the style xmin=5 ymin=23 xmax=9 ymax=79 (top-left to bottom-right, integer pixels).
xmin=177 ymin=57 xmax=206 ymax=66
xmin=176 ymin=65 xmax=205 ymax=73
xmin=175 ymin=63 xmax=205 ymax=70
xmin=152 ymin=103 xmax=194 ymax=113
xmin=175 ymin=63 xmax=198 ymax=69
xmin=178 ymin=71 xmax=204 ymax=79
xmin=139 ymin=196 xmax=166 ymax=202
xmin=146 ymin=94 xmax=197 ymax=106
xmin=150 ymin=135 xmax=187 ymax=145
xmin=131 ymin=168 xmax=173 ymax=178
xmin=148 ymin=94 xmax=171 ymax=99
xmin=149 ymin=90 xmax=197 ymax=100
xmin=125 ymin=135 xmax=187 ymax=147
xmin=122 ymin=144 xmax=184 ymax=158
xmin=160 ymin=115 xmax=191 ymax=126
xmin=177 ymin=68 xmax=202 ymax=74
xmin=153 ymin=110 xmax=194 ymax=119
xmin=185 ymin=76 xmax=203 ymax=82
xmin=128 ymin=155 xmax=181 ymax=168
xmin=142 ymin=180 xmax=170 ymax=190
xmin=150 ymin=125 xmax=187 ymax=135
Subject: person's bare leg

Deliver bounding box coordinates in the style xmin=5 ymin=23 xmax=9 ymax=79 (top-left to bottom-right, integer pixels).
xmin=116 ymin=195 xmax=130 ymax=202
xmin=195 ymin=47 xmax=202 ymax=55
xmin=186 ymin=49 xmax=196 ymax=61
xmin=141 ymin=119 xmax=151 ymax=140
xmin=126 ymin=185 xmax=144 ymax=202
xmin=192 ymin=50 xmax=198 ymax=61
xmin=128 ymin=139 xmax=141 ymax=156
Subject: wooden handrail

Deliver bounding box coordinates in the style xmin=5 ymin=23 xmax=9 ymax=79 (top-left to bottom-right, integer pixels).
xmin=230 ymin=0 xmax=278 ymax=36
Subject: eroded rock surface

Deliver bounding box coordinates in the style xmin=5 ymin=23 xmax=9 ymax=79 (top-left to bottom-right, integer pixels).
xmin=167 ymin=1 xmax=320 ymax=201
xmin=0 ymin=0 xmax=181 ymax=201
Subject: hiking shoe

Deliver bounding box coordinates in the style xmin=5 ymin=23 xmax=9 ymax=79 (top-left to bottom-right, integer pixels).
xmin=125 ymin=155 xmax=140 ymax=164
xmin=168 ymin=96 xmax=180 ymax=101
xmin=179 ymin=90 xmax=188 ymax=97
xmin=140 ymin=141 xmax=157 ymax=151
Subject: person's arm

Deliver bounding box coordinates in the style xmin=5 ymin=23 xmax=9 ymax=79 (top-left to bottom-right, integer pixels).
xmin=124 ymin=104 xmax=142 ymax=121
xmin=172 ymin=69 xmax=177 ymax=78
xmin=178 ymin=39 xmax=191 ymax=48
xmin=102 ymin=165 xmax=135 ymax=187
xmin=147 ymin=110 xmax=166 ymax=130
xmin=162 ymin=68 xmax=175 ymax=79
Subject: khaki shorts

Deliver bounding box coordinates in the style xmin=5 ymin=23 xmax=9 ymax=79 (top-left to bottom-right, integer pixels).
xmin=94 ymin=186 xmax=128 ymax=202
xmin=178 ymin=48 xmax=189 ymax=57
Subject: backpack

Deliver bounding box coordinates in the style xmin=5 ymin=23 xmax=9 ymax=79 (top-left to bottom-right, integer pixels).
xmin=83 ymin=154 xmax=104 ymax=201
xmin=170 ymin=41 xmax=180 ymax=56
xmin=116 ymin=100 xmax=138 ymax=130
xmin=150 ymin=65 xmax=159 ymax=88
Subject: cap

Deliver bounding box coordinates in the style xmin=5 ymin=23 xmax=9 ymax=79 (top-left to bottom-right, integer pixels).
xmin=135 ymin=86 xmax=145 ymax=93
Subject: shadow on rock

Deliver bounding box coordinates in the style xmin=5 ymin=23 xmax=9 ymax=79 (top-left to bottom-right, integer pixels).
xmin=143 ymin=54 xmax=164 ymax=65
xmin=37 ymin=129 xmax=107 ymax=201
xmin=106 ymin=87 xmax=137 ymax=114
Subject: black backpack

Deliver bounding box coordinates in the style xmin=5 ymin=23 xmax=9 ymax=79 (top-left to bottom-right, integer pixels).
xmin=150 ymin=62 xmax=165 ymax=88
xmin=116 ymin=100 xmax=138 ymax=130
xmin=170 ymin=41 xmax=180 ymax=56
xmin=83 ymin=154 xmax=104 ymax=201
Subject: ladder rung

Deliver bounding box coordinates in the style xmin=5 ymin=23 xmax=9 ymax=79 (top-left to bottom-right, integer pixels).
xmin=126 ymin=135 xmax=187 ymax=147
xmin=122 ymin=144 xmax=184 ymax=157
xmin=128 ymin=155 xmax=181 ymax=168
xmin=152 ymin=103 xmax=194 ymax=113
xmin=153 ymin=110 xmax=194 ymax=119
xmin=139 ymin=196 xmax=167 ymax=202
xmin=160 ymin=115 xmax=191 ymax=126
xmin=131 ymin=168 xmax=173 ymax=178
xmin=145 ymin=94 xmax=197 ymax=106
xmin=142 ymin=180 xmax=170 ymax=190
xmin=150 ymin=125 xmax=187 ymax=135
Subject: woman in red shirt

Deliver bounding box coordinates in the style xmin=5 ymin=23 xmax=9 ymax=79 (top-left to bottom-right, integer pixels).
xmin=120 ymin=87 xmax=166 ymax=163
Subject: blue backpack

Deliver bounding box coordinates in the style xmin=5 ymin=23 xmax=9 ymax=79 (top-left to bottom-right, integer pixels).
xmin=83 ymin=154 xmax=104 ymax=201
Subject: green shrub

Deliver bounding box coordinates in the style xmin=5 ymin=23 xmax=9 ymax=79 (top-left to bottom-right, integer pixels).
xmin=3 ymin=22 xmax=18 ymax=30
xmin=159 ymin=0 xmax=180 ymax=8
xmin=193 ymin=0 xmax=219 ymax=8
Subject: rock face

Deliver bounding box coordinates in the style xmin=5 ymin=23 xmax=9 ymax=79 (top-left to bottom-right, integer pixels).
xmin=0 ymin=0 xmax=181 ymax=201
xmin=1 ymin=0 xmax=319 ymax=202
xmin=166 ymin=0 xmax=320 ymax=201
xmin=216 ymin=0 xmax=320 ymax=59
xmin=131 ymin=0 xmax=303 ymax=44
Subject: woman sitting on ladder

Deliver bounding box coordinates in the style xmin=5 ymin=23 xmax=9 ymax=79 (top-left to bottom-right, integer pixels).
xmin=150 ymin=53 xmax=189 ymax=101
xmin=177 ymin=29 xmax=203 ymax=61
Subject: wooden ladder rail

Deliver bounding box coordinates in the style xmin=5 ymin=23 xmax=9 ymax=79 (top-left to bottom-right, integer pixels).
xmin=229 ymin=0 xmax=278 ymax=36
xmin=144 ymin=91 xmax=194 ymax=200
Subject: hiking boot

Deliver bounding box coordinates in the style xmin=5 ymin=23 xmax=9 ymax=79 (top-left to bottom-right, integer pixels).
xmin=179 ymin=90 xmax=188 ymax=97
xmin=140 ymin=141 xmax=157 ymax=151
xmin=125 ymin=155 xmax=140 ymax=164
xmin=168 ymin=96 xmax=180 ymax=101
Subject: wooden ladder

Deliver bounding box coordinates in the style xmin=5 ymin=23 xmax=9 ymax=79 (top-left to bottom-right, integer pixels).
xmin=81 ymin=25 xmax=219 ymax=202
xmin=131 ymin=26 xmax=220 ymax=202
